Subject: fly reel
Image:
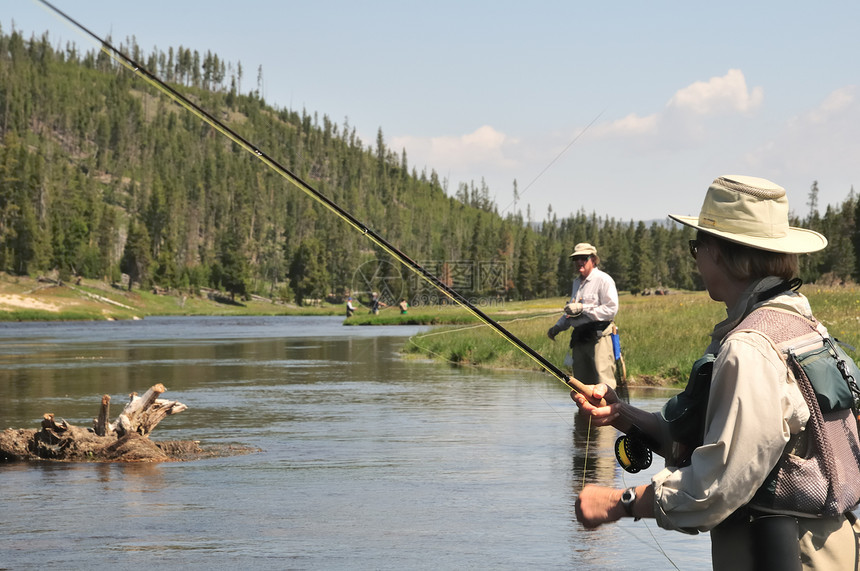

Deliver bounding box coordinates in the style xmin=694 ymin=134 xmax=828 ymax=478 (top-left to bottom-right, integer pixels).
xmin=615 ymin=429 xmax=653 ymax=474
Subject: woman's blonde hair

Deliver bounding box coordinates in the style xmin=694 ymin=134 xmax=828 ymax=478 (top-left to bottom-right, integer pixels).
xmin=699 ymin=231 xmax=798 ymax=281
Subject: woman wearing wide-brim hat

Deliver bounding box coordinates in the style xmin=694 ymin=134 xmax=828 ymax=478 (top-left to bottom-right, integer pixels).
xmin=571 ymin=175 xmax=860 ymax=570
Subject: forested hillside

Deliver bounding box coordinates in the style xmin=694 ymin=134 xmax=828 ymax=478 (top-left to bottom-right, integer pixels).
xmin=0 ymin=26 xmax=857 ymax=305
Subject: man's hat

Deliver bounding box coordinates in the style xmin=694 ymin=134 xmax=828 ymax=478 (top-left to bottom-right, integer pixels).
xmin=669 ymin=175 xmax=827 ymax=254
xmin=569 ymin=242 xmax=597 ymax=258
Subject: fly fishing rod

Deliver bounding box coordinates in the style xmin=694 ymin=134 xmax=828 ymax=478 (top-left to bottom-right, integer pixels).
xmin=37 ymin=0 xmax=598 ymax=398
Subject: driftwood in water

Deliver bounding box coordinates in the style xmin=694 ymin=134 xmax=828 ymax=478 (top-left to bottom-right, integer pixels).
xmin=0 ymin=384 xmax=197 ymax=463
xmin=108 ymin=383 xmax=188 ymax=437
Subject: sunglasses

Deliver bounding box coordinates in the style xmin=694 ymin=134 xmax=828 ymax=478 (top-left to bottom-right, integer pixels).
xmin=689 ymin=239 xmax=701 ymax=260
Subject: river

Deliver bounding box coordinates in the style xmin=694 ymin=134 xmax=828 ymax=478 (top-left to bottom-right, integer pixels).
xmin=0 ymin=316 xmax=710 ymax=570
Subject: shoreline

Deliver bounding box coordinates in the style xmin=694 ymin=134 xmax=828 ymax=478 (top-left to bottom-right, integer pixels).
xmin=0 ymin=273 xmax=341 ymax=322
xmin=4 ymin=273 xmax=857 ymax=389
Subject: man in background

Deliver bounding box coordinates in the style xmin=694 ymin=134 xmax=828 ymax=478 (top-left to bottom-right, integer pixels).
xmin=548 ymin=243 xmax=619 ymax=388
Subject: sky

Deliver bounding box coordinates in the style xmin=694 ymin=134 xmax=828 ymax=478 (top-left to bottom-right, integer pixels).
xmin=7 ymin=0 xmax=860 ymax=225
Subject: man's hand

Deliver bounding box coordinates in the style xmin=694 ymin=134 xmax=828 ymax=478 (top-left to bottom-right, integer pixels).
xmin=547 ymin=325 xmax=563 ymax=340
xmin=564 ymin=302 xmax=583 ymax=317
xmin=575 ymin=485 xmax=625 ymax=529
xmin=576 ymin=484 xmax=654 ymax=528
xmin=570 ymin=383 xmax=622 ymax=427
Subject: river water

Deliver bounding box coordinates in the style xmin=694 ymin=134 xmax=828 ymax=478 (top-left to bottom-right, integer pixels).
xmin=0 ymin=316 xmax=710 ymax=570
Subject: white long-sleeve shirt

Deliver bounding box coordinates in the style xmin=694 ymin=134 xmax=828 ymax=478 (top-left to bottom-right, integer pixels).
xmin=553 ymin=267 xmax=618 ymax=332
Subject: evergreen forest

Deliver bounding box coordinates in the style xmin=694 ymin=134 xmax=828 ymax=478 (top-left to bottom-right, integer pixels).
xmin=1 ymin=26 xmax=857 ymax=306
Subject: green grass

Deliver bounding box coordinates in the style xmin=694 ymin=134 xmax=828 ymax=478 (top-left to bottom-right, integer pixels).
xmin=402 ymin=291 xmax=724 ymax=384
xmin=0 ymin=308 xmax=102 ymax=321
xmin=804 ymin=287 xmax=860 ymax=350
xmin=613 ymin=292 xmax=724 ymax=382
xmin=404 ymin=287 xmax=860 ymax=386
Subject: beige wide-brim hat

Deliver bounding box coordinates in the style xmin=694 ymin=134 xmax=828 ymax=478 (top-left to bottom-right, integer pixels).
xmin=569 ymin=242 xmax=597 ymax=258
xmin=669 ymin=175 xmax=827 ymax=254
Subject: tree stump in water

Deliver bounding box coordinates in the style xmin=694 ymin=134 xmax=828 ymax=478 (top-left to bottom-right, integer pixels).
xmin=109 ymin=383 xmax=187 ymax=437
xmin=0 ymin=384 xmax=196 ymax=462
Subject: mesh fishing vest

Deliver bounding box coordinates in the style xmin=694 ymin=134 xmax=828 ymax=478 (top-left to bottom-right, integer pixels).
xmin=736 ymin=308 xmax=860 ymax=517
xmin=663 ymin=306 xmax=860 ymax=518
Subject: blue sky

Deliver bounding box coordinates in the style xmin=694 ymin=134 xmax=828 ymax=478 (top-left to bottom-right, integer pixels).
xmin=8 ymin=0 xmax=860 ymax=224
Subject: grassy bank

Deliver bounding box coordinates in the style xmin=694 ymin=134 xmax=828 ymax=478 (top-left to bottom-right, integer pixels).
xmin=343 ymin=299 xmax=561 ymax=326
xmin=402 ymin=286 xmax=860 ymax=386
xmin=0 ymin=273 xmax=341 ymax=321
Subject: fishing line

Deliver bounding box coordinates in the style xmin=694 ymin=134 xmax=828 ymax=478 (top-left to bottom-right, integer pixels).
xmin=414 ymin=310 xmax=559 ymax=338
xmin=498 ymin=109 xmax=604 ymax=217
xmin=406 ymin=311 xmax=577 ymax=424
xmin=404 ymin=335 xmax=575 ymax=430
xmin=581 ymin=414 xmax=593 ymax=491
xmin=33 ymin=0 xmax=599 ymax=401
xmin=617 ymin=473 xmax=681 ymax=570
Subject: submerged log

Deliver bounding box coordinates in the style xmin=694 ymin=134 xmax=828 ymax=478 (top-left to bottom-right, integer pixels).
xmin=0 ymin=385 xmax=194 ymax=463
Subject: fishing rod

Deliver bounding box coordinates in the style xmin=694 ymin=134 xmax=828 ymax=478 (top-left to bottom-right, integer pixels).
xmin=37 ymin=0 xmax=598 ymax=399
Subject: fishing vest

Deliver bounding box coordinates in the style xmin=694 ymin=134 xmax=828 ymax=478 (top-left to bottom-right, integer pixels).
xmin=662 ymin=306 xmax=860 ymax=518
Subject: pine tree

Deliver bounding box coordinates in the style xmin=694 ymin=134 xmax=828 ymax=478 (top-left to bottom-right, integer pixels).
xmin=120 ymin=220 xmax=153 ymax=290
xmin=289 ymin=238 xmax=330 ymax=305
xmin=216 ymin=229 xmax=249 ymax=301
xmin=821 ymin=199 xmax=856 ymax=283
xmin=515 ymin=231 xmax=538 ymax=299
xmin=631 ymin=221 xmax=655 ymax=292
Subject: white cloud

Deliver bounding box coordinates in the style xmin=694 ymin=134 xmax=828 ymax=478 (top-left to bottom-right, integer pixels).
xmin=590 ymin=69 xmax=764 ymax=146
xmin=667 ymin=68 xmax=764 ymax=115
xmin=592 ymin=112 xmax=658 ymax=137
xmin=392 ymin=125 xmax=519 ymax=174
xmin=386 ymin=70 xmax=781 ymax=216
xmin=745 ymin=85 xmax=858 ymax=174
xmin=797 ymin=85 xmax=855 ymax=126
xmin=737 ymin=85 xmax=859 ymax=214
xmin=392 ymin=70 xmax=765 ymax=178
